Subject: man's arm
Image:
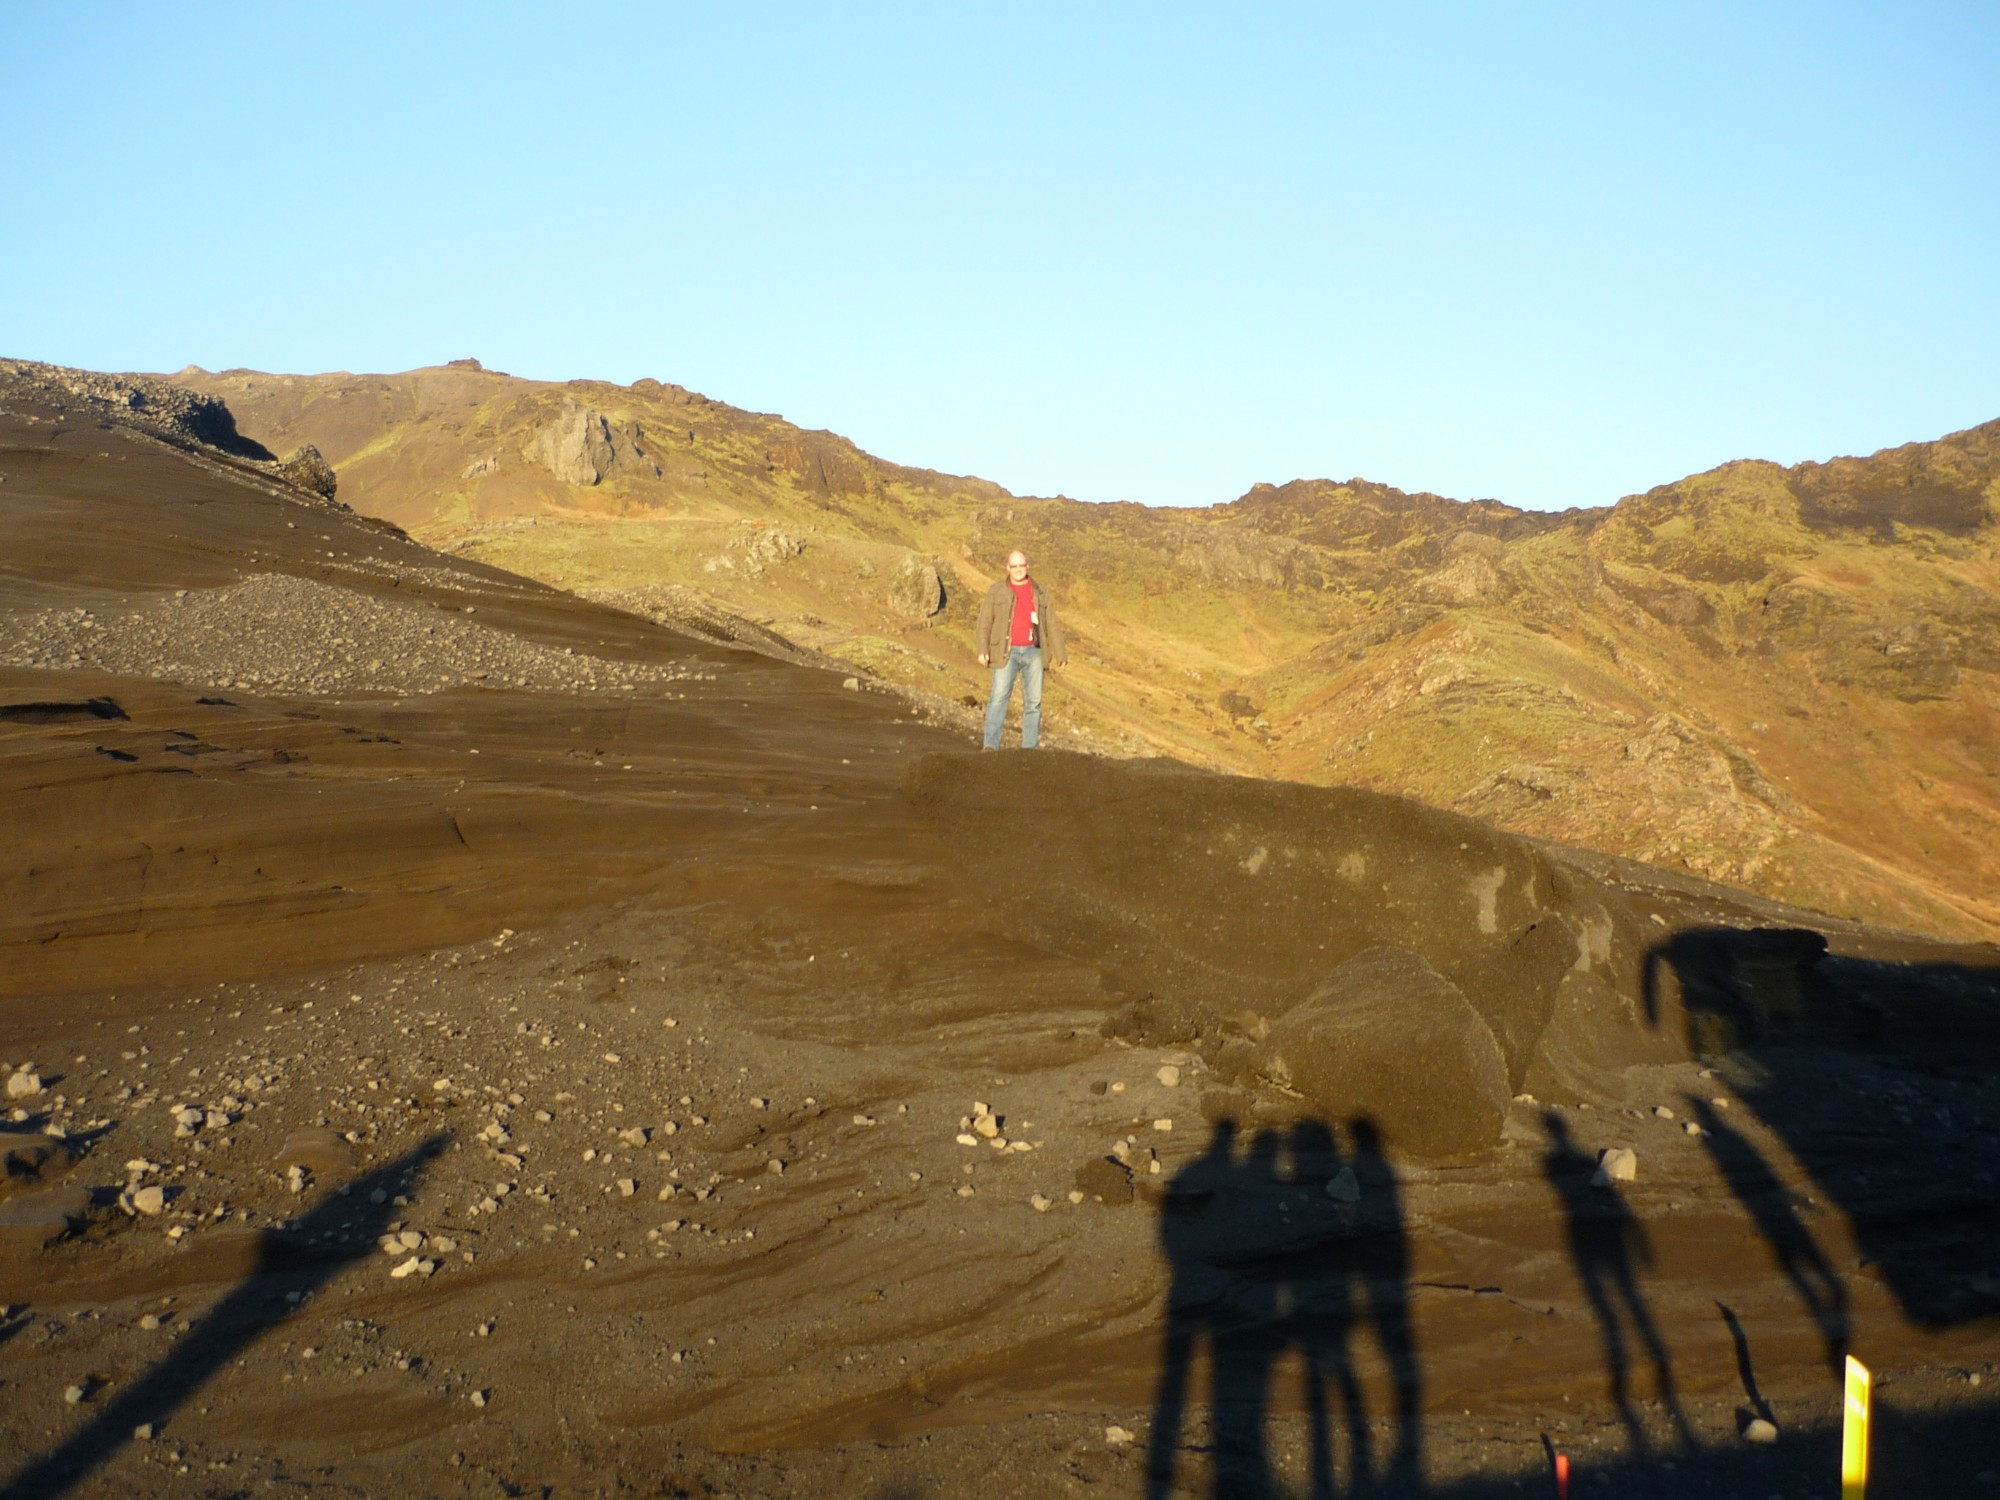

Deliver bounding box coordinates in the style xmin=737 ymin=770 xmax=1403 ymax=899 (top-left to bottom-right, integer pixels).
xmin=1040 ymin=588 xmax=1068 ymax=669
xmin=973 ymin=587 xmax=996 ymax=667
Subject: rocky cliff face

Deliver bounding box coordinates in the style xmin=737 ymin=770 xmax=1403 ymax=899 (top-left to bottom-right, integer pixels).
xmin=526 ymin=400 xmax=660 ymax=486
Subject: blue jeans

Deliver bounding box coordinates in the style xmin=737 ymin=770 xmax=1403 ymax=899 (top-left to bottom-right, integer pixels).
xmin=982 ymin=646 xmax=1045 ymax=749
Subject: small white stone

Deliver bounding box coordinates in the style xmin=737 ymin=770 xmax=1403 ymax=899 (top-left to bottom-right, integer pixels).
xmin=1593 ymin=1147 xmax=1638 ymax=1185
xmin=1156 ymin=1065 xmax=1181 ymax=1088
xmin=1067 ymin=1190 xmax=1085 ymax=1205
xmin=617 ymin=1179 xmax=637 ymax=1198
xmin=1029 ymin=1193 xmax=1052 ymax=1212
xmin=1104 ymin=1424 xmax=1135 ymax=1446
xmin=470 ymin=1389 xmax=490 ymax=1408
xmin=1326 ymin=1168 xmax=1361 ymax=1203
xmin=1152 ymin=1118 xmax=1173 ymax=1132
xmin=131 ymin=1184 xmax=166 ymax=1216
xmin=133 ymin=1423 xmax=154 ymax=1441
xmin=955 ymin=1133 xmax=980 ymax=1147
xmin=5 ymin=1071 xmax=41 ymax=1099
xmin=1653 ymin=1106 xmax=1676 ymax=1120
xmin=64 ymin=1384 xmax=87 ymax=1405
xmin=1743 ymin=1417 xmax=1778 ymax=1444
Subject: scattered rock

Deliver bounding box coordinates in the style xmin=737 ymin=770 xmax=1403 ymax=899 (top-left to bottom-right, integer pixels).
xmin=1742 ymin=1416 xmax=1779 ymax=1444
xmin=1592 ymin=1147 xmax=1638 ymax=1187
xmin=1326 ymin=1167 xmax=1361 ymax=1203
xmin=1156 ymin=1064 xmax=1181 ymax=1088
xmin=1104 ymin=1425 xmax=1136 ymax=1447
xmin=5 ymin=1070 xmax=41 ymax=1099
xmin=1029 ymin=1192 xmax=1052 ymax=1212
xmin=1652 ymin=1105 xmax=1676 ymax=1120
xmin=129 ymin=1184 xmax=166 ymax=1216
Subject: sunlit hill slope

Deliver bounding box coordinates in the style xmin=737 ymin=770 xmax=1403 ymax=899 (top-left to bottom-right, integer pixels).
xmin=173 ymin=361 xmax=2000 ymax=941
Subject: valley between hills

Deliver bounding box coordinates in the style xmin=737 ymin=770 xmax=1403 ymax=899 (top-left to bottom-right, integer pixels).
xmin=172 ymin=359 xmax=2000 ymax=943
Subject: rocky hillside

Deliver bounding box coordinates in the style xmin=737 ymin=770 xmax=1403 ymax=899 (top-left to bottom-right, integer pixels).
xmin=162 ymin=361 xmax=2000 ymax=940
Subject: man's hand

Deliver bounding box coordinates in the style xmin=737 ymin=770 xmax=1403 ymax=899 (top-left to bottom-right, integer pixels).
xmin=977 ymin=652 xmax=990 ymax=667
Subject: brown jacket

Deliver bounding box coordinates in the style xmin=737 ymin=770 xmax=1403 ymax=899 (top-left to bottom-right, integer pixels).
xmin=975 ymin=577 xmax=1066 ymax=663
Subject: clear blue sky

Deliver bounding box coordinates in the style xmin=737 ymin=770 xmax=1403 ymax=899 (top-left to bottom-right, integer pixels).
xmin=3 ymin=4 xmax=1996 ymax=511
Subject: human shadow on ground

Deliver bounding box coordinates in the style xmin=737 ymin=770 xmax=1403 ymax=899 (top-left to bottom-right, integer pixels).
xmin=1146 ymin=1114 xmax=1421 ymax=1499
xmin=1538 ymin=1112 xmax=1694 ymax=1458
xmin=1688 ymin=1095 xmax=1848 ymax=1372
xmin=1644 ymin=930 xmax=2000 ymax=1329
xmin=0 ymin=1133 xmax=448 ymax=1500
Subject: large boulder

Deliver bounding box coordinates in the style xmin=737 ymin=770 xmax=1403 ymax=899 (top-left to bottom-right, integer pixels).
xmin=889 ymin=556 xmax=946 ymax=620
xmin=1256 ymin=946 xmax=1509 ymax=1156
xmin=280 ymin=444 xmax=338 ymax=501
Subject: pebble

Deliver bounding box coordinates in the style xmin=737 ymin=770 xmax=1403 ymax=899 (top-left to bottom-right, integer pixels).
xmin=390 ymin=1256 xmax=437 ymax=1279
xmin=1743 ymin=1417 xmax=1779 ymax=1444
xmin=1156 ymin=1065 xmax=1180 ymax=1088
xmin=130 ymin=1185 xmax=166 ymax=1216
xmin=1593 ymin=1147 xmax=1638 ymax=1186
xmin=6 ymin=1070 xmax=43 ymax=1099
xmin=616 ymin=1179 xmax=637 ymax=1198
xmin=1152 ymin=1118 xmax=1173 ymax=1132
xmin=1652 ymin=1106 xmax=1676 ymax=1120
xmin=1104 ymin=1425 xmax=1135 ymax=1446
xmin=133 ymin=1423 xmax=154 ymax=1441
xmin=470 ymin=1389 xmax=490 ymax=1408
xmin=64 ymin=1383 xmax=87 ymax=1405
xmin=1327 ymin=1167 xmax=1361 ymax=1203
xmin=140 ymin=1313 xmax=164 ymax=1330
xmin=1029 ymin=1193 xmax=1052 ymax=1212
xmin=1683 ymin=1121 xmax=1705 ymax=1137
xmin=955 ymin=1133 xmax=980 ymax=1148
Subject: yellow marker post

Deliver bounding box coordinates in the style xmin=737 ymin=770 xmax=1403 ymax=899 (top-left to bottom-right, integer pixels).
xmin=1842 ymin=1354 xmax=1871 ymax=1499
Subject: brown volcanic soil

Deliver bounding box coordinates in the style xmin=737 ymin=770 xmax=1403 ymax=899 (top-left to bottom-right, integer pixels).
xmin=3 ymin=376 xmax=1999 ymax=1497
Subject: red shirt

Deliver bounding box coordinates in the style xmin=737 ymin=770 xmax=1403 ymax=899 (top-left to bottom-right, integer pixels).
xmin=1008 ymin=579 xmax=1038 ymax=647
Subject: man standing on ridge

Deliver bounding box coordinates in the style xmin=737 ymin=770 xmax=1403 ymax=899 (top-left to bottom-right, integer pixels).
xmin=975 ymin=549 xmax=1067 ymax=749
